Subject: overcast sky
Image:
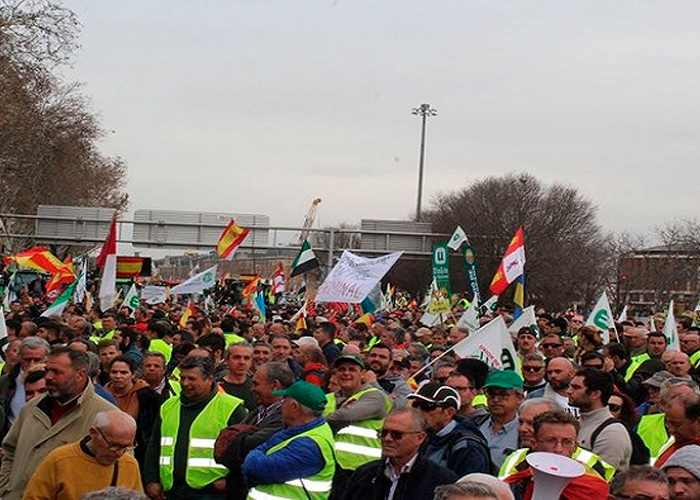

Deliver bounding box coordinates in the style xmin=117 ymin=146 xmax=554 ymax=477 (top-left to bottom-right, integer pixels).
xmin=61 ymin=0 xmax=700 ymax=241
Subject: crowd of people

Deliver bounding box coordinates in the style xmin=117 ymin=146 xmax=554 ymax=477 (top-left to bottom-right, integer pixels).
xmin=0 ymin=292 xmax=699 ymax=500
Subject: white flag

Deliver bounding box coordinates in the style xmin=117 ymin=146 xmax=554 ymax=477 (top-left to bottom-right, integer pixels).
xmin=508 ymin=305 xmax=538 ymax=334
xmin=0 ymin=306 xmax=8 ymax=346
xmin=170 ymin=265 xmax=218 ymax=295
xmin=480 ymin=295 xmax=499 ymax=315
xmin=123 ymin=284 xmax=140 ymax=315
xmin=456 ymin=299 xmax=480 ymax=333
xmin=451 ymin=315 xmax=519 ymax=372
xmin=447 ymin=226 xmax=469 ymax=251
xmin=2 ymin=272 xmax=17 ymax=309
xmin=420 ymin=311 xmax=443 ymax=327
xmin=664 ymin=300 xmax=680 ymax=350
xmin=74 ymin=262 xmax=87 ymax=304
xmin=315 ymin=251 xmax=402 ymax=304
xmin=617 ymin=305 xmax=628 ymax=323
xmin=586 ymin=291 xmax=615 ymax=344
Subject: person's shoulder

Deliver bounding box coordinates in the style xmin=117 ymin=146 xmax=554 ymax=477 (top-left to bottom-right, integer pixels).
xmin=44 ymin=441 xmax=83 ymax=464
xmin=413 ymin=456 xmax=458 ymax=482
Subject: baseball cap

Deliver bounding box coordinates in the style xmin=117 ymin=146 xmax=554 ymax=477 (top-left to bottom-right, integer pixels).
xmin=642 ymin=370 xmax=674 ymax=388
xmin=293 ymin=336 xmax=319 ymax=348
xmin=407 ymin=382 xmax=461 ymax=410
xmin=333 ymin=354 xmax=365 ymax=369
xmin=482 ymin=370 xmax=523 ymax=390
xmin=273 ymin=380 xmax=327 ymax=412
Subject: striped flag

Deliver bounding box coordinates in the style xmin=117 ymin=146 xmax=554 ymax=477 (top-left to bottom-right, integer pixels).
xmin=97 ymin=216 xmax=118 ymax=311
xmin=513 ymin=274 xmax=525 ymax=319
xmin=216 ymin=220 xmax=250 ymax=261
xmin=271 ymin=262 xmax=286 ymax=295
xmin=41 ymin=280 xmax=78 ymax=318
xmin=490 ymin=227 xmax=525 ymax=296
xmin=290 ymin=240 xmax=320 ymax=278
xmin=179 ymin=301 xmax=196 ymax=328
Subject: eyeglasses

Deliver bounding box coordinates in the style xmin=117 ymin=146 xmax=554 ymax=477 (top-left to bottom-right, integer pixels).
xmin=411 ymin=400 xmax=440 ymax=412
xmin=541 ymin=343 xmax=563 ymax=349
xmin=522 ymin=366 xmax=544 ymax=373
xmin=380 ymin=429 xmax=424 ymax=441
xmin=97 ymin=427 xmax=135 ymax=452
xmin=608 ymin=403 xmax=622 ymax=412
xmin=484 ymin=388 xmax=517 ymax=399
xmin=538 ymin=437 xmax=576 ymax=448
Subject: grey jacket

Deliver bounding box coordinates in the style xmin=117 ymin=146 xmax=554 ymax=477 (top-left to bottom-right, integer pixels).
xmin=578 ymin=406 xmax=632 ymax=472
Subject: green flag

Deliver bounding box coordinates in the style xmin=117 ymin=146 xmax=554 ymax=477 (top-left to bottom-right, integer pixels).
xmin=41 ymin=281 xmax=78 ymax=318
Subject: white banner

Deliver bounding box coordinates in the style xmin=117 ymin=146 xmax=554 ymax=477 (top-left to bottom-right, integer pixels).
xmin=664 ymin=300 xmax=680 ymax=350
xmin=315 ymin=251 xmax=402 ymax=304
xmin=508 ymin=305 xmax=538 ymax=334
xmin=452 ymin=315 xmax=519 ymax=372
xmin=170 ymin=265 xmax=218 ymax=295
xmin=456 ymin=299 xmax=480 ymax=333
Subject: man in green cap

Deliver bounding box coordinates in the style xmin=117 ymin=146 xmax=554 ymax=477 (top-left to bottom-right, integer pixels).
xmin=324 ymin=354 xmax=392 ymax=496
xmin=243 ymin=380 xmax=335 ymax=500
xmin=478 ymin=369 xmax=524 ymax=471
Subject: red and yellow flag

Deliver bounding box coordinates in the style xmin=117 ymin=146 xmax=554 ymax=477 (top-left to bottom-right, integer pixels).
xmin=216 ymin=220 xmax=250 ymax=261
xmin=5 ymin=247 xmax=73 ymax=276
xmin=490 ymin=227 xmax=526 ymax=296
xmin=179 ymin=301 xmax=196 ymax=328
xmin=242 ymin=276 xmax=260 ymax=300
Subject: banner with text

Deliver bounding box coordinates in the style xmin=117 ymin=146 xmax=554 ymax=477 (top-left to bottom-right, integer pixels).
xmin=315 ymin=251 xmax=403 ymax=303
xmin=432 ymin=243 xmax=451 ymax=299
xmin=462 ymin=245 xmax=481 ymax=303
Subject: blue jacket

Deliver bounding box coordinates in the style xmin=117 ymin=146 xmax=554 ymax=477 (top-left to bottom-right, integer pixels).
xmin=242 ymin=416 xmax=326 ymax=485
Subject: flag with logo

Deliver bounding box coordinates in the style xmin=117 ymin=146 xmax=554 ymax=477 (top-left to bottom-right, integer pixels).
xmin=216 ymin=219 xmax=250 ymax=260
xmin=122 ymin=284 xmax=140 ymax=314
xmin=664 ymin=300 xmax=680 ymax=350
xmin=447 ymin=225 xmax=469 ymax=251
xmin=170 ymin=265 xmax=218 ymax=295
xmin=451 ymin=315 xmax=519 ymax=372
xmin=41 ymin=280 xmax=77 ymax=318
xmin=508 ymin=305 xmax=538 ymax=335
xmin=586 ymin=291 xmax=615 ymax=344
xmin=490 ymin=227 xmax=525 ymax=296
xmin=97 ymin=216 xmax=118 ymax=311
xmin=290 ymin=240 xmax=320 ymax=278
xmin=73 ymin=261 xmax=87 ymax=304
xmin=456 ymin=298 xmax=480 ymax=333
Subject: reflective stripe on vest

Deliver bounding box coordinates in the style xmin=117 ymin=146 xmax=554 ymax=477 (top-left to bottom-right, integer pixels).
xmin=247 ymin=422 xmax=335 ymax=500
xmin=159 ymin=392 xmax=243 ymax=490
xmin=325 ymin=387 xmax=391 ymax=470
xmin=624 ymin=353 xmax=650 ymax=382
xmin=690 ymin=350 xmax=700 ymax=369
xmin=638 ymin=413 xmax=669 ymax=459
xmin=651 ymin=436 xmax=675 ymax=465
xmin=573 ymin=447 xmax=615 ymax=482
xmin=499 ymin=448 xmax=529 ymax=479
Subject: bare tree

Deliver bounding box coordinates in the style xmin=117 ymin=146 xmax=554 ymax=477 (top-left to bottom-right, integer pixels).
xmin=424 ymin=173 xmax=611 ymax=311
xmin=0 ymin=0 xmax=128 ymax=252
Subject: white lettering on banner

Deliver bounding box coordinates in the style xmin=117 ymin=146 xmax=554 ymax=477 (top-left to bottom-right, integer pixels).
xmin=316 ymin=251 xmax=402 ymax=304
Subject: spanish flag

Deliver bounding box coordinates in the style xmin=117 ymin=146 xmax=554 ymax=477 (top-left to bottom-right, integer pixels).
xmin=5 ymin=247 xmax=73 ymax=276
xmin=216 ymin=220 xmax=250 ymax=261
xmin=179 ymin=301 xmax=196 ymax=328
xmin=242 ymin=276 xmax=260 ymax=300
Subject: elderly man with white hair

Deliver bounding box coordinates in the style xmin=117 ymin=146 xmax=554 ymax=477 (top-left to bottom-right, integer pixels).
xmin=23 ymin=410 xmax=142 ymax=500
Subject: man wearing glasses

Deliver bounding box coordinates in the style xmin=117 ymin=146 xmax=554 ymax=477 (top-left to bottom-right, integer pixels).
xmin=343 ymin=408 xmax=457 ymax=500
xmin=23 ymin=410 xmax=143 ymax=499
xmin=504 ymin=411 xmax=609 ymax=499
xmin=407 ymin=383 xmax=491 ymax=476
xmin=478 ymin=370 xmax=524 ymax=470
xmin=520 ymin=354 xmax=546 ymax=395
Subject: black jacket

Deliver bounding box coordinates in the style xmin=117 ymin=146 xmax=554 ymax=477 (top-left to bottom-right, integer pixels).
xmin=340 ymin=456 xmax=457 ymax=500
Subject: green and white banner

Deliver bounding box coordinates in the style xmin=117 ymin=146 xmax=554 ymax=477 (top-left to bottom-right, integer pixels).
xmin=462 ymin=245 xmax=481 ymax=303
xmin=432 ymin=243 xmax=451 ymax=299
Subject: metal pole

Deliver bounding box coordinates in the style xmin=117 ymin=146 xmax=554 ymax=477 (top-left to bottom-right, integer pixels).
xmin=412 ymin=103 xmax=437 ymax=222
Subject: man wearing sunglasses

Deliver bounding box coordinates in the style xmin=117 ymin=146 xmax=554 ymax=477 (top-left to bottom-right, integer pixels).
xmin=343 ymin=408 xmax=457 ymax=500
xmin=407 ymin=383 xmax=491 ymax=476
xmin=538 ymin=333 xmax=566 ymax=360
xmin=23 ymin=410 xmax=143 ymax=500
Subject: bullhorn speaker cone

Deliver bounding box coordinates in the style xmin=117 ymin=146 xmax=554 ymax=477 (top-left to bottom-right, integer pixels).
xmin=526 ymin=451 xmax=585 ymax=499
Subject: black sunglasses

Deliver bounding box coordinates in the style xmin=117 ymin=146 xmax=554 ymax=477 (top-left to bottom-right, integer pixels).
xmin=523 ymin=366 xmax=543 ymax=372
xmin=380 ymin=429 xmax=423 ymax=440
xmin=541 ymin=343 xmax=563 ymax=349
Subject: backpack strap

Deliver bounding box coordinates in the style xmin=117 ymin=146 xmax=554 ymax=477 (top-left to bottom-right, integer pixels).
xmin=590 ymin=417 xmax=621 ymax=448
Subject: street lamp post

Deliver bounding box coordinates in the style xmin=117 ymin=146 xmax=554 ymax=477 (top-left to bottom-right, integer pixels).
xmin=412 ymin=103 xmax=437 ymax=221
